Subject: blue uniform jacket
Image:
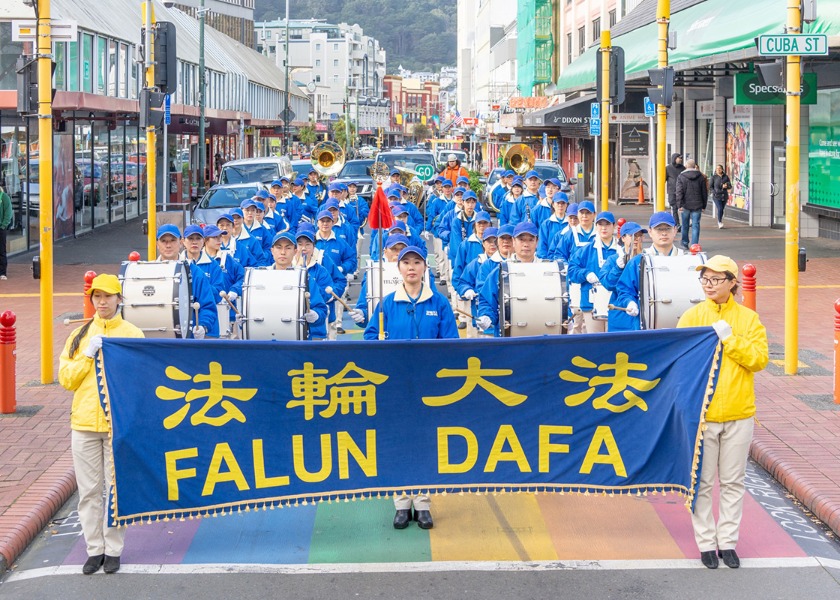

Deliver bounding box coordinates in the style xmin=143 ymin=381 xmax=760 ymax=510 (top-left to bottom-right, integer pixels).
xmin=230 ymin=229 xmax=267 ymax=267
xmin=567 ymin=238 xmax=618 ymax=312
xmin=425 ymin=195 xmax=448 ymax=233
xmin=187 ymin=251 xmax=226 ymax=300
xmin=364 ymin=283 xmax=459 ymax=340
xmin=552 ymin=225 xmax=595 ymax=262
xmin=213 ymin=250 xmax=245 ymax=296
xmin=315 ymin=233 xmax=357 ymax=275
xmin=188 ymin=262 xmax=219 ymax=337
xmin=537 ymin=215 xmax=568 ymax=259
xmin=397 ymin=200 xmax=424 ymax=232
xmin=442 ymin=213 xmax=476 ymax=263
xmin=498 ymin=193 xmax=517 ymax=226
xmin=452 ymin=235 xmax=484 ymax=295
xmin=273 ymin=197 xmax=301 ymax=229
xmin=510 ymin=192 xmax=538 ymax=225
xmin=529 ymin=199 xmax=553 ymax=230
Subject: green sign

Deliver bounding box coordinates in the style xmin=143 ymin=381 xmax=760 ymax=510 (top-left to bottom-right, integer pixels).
xmin=734 ymin=72 xmax=817 ymax=106
xmin=415 ymin=164 xmax=434 ymax=181
xmin=757 ymin=34 xmax=827 ymax=56
xmin=809 ymin=89 xmax=840 ymax=209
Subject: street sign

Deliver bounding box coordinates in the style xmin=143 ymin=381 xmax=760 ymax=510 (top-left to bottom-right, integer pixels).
xmin=644 ymin=96 xmax=656 ymax=117
xmin=280 ymin=106 xmax=296 ymax=123
xmin=164 ymin=94 xmax=171 ymax=126
xmin=590 ymin=102 xmax=600 ymax=119
xmin=757 ymin=34 xmax=827 ymax=56
xmin=415 ymin=164 xmax=434 ymax=181
xmin=12 ymin=19 xmax=77 ymax=41
xmin=589 ymin=117 xmax=601 ymax=137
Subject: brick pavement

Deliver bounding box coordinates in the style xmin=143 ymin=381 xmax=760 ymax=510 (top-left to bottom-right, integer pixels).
xmin=1 ymin=210 xmax=840 ymax=573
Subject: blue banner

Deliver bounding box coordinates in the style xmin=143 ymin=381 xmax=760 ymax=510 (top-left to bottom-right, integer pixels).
xmin=99 ymin=329 xmax=720 ymax=525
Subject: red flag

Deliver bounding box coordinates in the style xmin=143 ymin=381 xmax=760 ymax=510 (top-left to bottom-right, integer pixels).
xmin=367 ymin=183 xmax=394 ymax=230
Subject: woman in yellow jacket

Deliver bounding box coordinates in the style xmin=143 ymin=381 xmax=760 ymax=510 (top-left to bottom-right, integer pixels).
xmin=677 ymin=255 xmax=768 ymax=570
xmin=59 ymin=274 xmax=144 ymax=575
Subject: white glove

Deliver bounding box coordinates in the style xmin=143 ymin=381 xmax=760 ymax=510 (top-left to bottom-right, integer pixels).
xmin=304 ymin=310 xmax=319 ymax=324
xmin=616 ymin=246 xmax=626 ymax=269
xmin=712 ymin=320 xmax=732 ymax=341
xmin=625 ymin=302 xmax=639 ymax=317
xmin=227 ymin=291 xmax=238 ymax=303
xmin=325 ymin=286 xmax=334 ymax=297
xmin=463 ymin=289 xmax=477 ymax=301
xmin=192 ymin=325 xmax=206 ymax=339
xmin=83 ymin=335 xmax=103 ymax=358
xmin=476 ymin=315 xmax=492 ymax=331
xmin=346 ymin=273 xmax=354 ymax=282
xmin=586 ymin=272 xmax=600 ymax=285
xmin=337 ymin=266 xmax=344 ymax=273
xmin=349 ymin=308 xmax=365 ymax=324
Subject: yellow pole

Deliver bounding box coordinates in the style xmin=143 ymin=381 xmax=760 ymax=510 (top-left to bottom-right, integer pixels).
xmin=784 ymin=0 xmax=801 ymax=375
xmin=655 ymin=0 xmax=670 ymax=212
xmin=600 ymin=30 xmax=611 ymax=213
xmin=143 ymin=2 xmax=157 ymax=259
xmin=37 ymin=0 xmax=54 ymax=384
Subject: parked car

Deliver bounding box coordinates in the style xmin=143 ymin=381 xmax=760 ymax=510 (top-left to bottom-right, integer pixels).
xmin=191 ymin=183 xmax=266 ymax=226
xmin=290 ymin=159 xmax=314 ymax=179
xmin=218 ymin=156 xmax=293 ymax=186
xmin=358 ymin=145 xmax=377 ymax=159
xmin=331 ymin=159 xmax=375 ymax=201
xmin=435 ymin=149 xmax=468 ymax=170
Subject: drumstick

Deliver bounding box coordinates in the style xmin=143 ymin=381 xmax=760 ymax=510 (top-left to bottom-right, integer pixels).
xmin=453 ymin=307 xmax=474 ymax=319
xmin=330 ymin=290 xmax=353 ymax=312
xmin=219 ymin=291 xmax=242 ymax=316
xmin=64 ymin=317 xmax=91 ymax=326
xmin=608 ymin=304 xmax=629 ymax=312
xmin=192 ymin=302 xmax=200 ymax=330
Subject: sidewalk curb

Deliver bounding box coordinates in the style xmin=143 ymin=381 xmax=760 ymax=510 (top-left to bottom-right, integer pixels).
xmin=0 ymin=456 xmax=76 ymax=573
xmin=751 ymin=431 xmax=840 ymax=538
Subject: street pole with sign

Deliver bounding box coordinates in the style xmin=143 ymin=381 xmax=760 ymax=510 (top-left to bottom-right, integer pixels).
xmin=163 ymin=94 xmax=170 ymax=210
xmin=198 ymin=0 xmax=206 ymax=197
xmin=599 ymin=31 xmax=611 ymax=213
xmin=282 ymin=0 xmax=290 ymax=156
xmin=143 ymin=1 xmax=157 ymax=260
xmin=655 ymin=0 xmax=670 ymax=212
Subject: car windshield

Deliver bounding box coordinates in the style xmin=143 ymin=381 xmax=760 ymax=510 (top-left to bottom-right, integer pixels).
xmin=219 ymin=164 xmax=279 ymax=184
xmin=533 ymin=164 xmax=567 ymax=183
xmin=378 ymin=153 xmax=435 ymax=171
xmin=338 ymin=161 xmax=373 ymax=178
xmin=199 ymin=186 xmax=260 ymax=209
xmin=487 ymin=169 xmax=504 ymax=186
xmin=438 ymin=150 xmax=467 ymax=163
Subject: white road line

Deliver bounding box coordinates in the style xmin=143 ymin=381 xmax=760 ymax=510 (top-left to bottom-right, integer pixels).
xmin=5 ymin=556 xmax=838 ymax=582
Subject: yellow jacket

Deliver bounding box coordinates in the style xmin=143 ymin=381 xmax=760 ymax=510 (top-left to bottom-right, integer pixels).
xmin=677 ymin=294 xmax=768 ymax=422
xmin=59 ymin=313 xmax=144 ymax=432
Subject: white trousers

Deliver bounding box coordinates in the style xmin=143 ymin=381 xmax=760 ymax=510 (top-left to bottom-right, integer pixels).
xmin=692 ymin=417 xmax=754 ymax=552
xmin=72 ymin=429 xmax=125 ymax=557
xmin=568 ymin=308 xmax=586 ymax=334
xmin=394 ymin=494 xmax=431 ymax=511
xmin=583 ymin=311 xmax=606 ymax=333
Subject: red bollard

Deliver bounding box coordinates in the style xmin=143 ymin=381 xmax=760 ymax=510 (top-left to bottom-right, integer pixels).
xmin=834 ymin=299 xmax=840 ymax=405
xmin=742 ymin=264 xmax=757 ymax=312
xmin=616 ymin=217 xmax=626 ymax=236
xmin=690 ymin=244 xmax=702 ymax=256
xmin=128 ymin=251 xmax=141 ymax=262
xmin=0 ymin=311 xmax=16 ymax=414
xmin=83 ymin=270 xmax=97 ymax=319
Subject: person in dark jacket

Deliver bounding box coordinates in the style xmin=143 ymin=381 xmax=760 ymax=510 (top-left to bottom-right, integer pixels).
xmin=666 ymin=153 xmax=686 ymax=228
xmin=675 ymin=159 xmax=709 ymax=249
xmin=710 ymin=164 xmax=732 ymax=229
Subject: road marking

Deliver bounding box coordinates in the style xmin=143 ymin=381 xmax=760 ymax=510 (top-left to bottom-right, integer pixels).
xmin=757 ymin=285 xmax=840 ymax=290
xmin=0 ymin=293 xmax=81 ymax=298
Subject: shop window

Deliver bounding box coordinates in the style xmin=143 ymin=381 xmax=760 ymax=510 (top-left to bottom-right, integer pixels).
xmin=108 ymin=40 xmax=117 ymax=96
xmin=68 ymin=40 xmax=79 ymax=91
xmin=54 ymin=42 xmax=66 ymax=90
xmin=120 ymin=43 xmax=128 ymax=98
xmin=82 ymin=33 xmax=94 ymax=93
xmin=96 ymin=36 xmax=107 ymax=95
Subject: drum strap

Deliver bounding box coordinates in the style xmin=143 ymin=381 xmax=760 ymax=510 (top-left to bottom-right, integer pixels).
xmin=594 ymin=239 xmax=615 ymax=268
xmin=571 ymin=225 xmax=594 ymax=247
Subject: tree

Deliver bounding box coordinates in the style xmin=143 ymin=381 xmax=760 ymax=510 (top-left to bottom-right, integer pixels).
xmin=298 ymin=121 xmax=317 ymax=146
xmin=332 ymin=117 xmax=356 ymax=152
xmin=412 ymin=122 xmax=431 ymax=142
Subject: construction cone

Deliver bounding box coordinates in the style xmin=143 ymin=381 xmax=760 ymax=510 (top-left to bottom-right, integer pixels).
xmin=637 ymin=178 xmax=645 ymax=205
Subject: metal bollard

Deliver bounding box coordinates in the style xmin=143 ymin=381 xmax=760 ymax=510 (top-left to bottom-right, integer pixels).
xmin=83 ymin=271 xmax=97 ymax=319
xmin=835 ymin=299 xmax=840 ymax=405
xmin=690 ymin=244 xmax=702 ymax=256
xmin=742 ymin=263 xmax=757 ymax=312
xmin=799 ymin=247 xmax=807 ymax=272
xmin=0 ymin=311 xmax=16 ymax=414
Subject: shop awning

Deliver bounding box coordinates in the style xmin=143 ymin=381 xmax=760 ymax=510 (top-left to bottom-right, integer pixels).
xmin=557 ymin=0 xmax=840 ymax=92
xmin=520 ymin=94 xmax=597 ymax=129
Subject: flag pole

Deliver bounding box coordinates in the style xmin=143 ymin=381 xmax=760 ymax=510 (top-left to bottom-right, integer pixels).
xmin=377 ymin=181 xmax=385 ymax=340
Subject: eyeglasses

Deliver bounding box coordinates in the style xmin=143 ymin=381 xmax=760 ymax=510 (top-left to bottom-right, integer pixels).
xmin=699 ymin=276 xmax=730 ymax=286
xmin=652 ymin=226 xmax=674 ymax=232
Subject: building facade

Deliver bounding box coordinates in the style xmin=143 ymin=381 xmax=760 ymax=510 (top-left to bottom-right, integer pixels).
xmin=382 ymin=76 xmax=441 ymax=143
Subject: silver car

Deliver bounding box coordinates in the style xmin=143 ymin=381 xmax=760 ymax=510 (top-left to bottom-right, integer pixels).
xmin=191 ymin=183 xmax=265 ymax=226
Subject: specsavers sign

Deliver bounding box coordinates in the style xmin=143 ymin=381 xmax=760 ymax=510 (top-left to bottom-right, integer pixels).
xmin=734 ymin=72 xmax=817 ymax=106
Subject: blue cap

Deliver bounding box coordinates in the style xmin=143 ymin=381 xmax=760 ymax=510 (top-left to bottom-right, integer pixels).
xmin=385 ymin=234 xmax=410 ymax=249
xmin=295 ymin=227 xmax=315 ymax=243
xmin=270 ymin=179 xmax=284 ymax=187
xmin=503 ymin=170 xmax=516 ymax=178
xmin=157 ymin=223 xmax=181 ymax=239
xmin=456 ymin=176 xmax=470 ymax=185
xmin=525 ymin=170 xmax=540 ymax=180
xmin=498 ymin=224 xmax=515 ymax=238
xmin=271 ymin=231 xmax=297 ymax=247
xmin=279 ymin=176 xmax=291 ymax=183
xmin=649 ymin=211 xmax=677 ymax=228
xmin=454 ymin=186 xmax=467 ymax=195
xmin=386 ymin=188 xmax=400 ymax=199
xmin=202 ymin=225 xmax=227 ymax=237
xmin=392 ymin=205 xmax=409 ymax=217
xmin=298 ymin=222 xmax=316 ymax=233
xmin=577 ymin=200 xmax=595 ymax=213
xmin=553 ymin=191 xmax=569 ymax=204
xmin=620 ymin=222 xmax=647 ymax=237
xmin=435 ymin=175 xmax=446 ymax=183
xmin=316 ymin=209 xmax=335 ymax=222
xmin=183 ymin=224 xmax=205 ymax=238
xmin=328 ymin=182 xmax=341 ymax=192
xmin=230 ymin=208 xmax=244 ymax=219
xmin=240 ymin=199 xmax=257 ymax=209
xmin=398 ymin=245 xmax=427 ymax=261
xmin=513 ymin=222 xmax=539 ymax=238
xmin=324 ymin=198 xmax=341 ymax=210
xmin=338 ymin=183 xmax=348 ymax=191
xmin=254 ymin=201 xmax=266 ymax=212
xmin=463 ymin=190 xmax=478 ymax=201
xmin=293 ymin=177 xmax=306 ymax=187
xmin=475 ymin=211 xmax=491 ymax=223
xmin=255 ymin=189 xmax=271 ymax=199
xmin=397 ymin=184 xmax=408 ymax=193
xmin=390 ymin=169 xmax=401 ymax=176
xmin=595 ymin=211 xmax=616 ymax=224
xmin=346 ymin=180 xmax=358 ymax=187
xmin=482 ymin=226 xmax=499 ymax=240
xmin=389 ymin=221 xmax=407 ymax=232
xmin=566 ymin=203 xmax=579 ymax=216
xmin=442 ymin=179 xmax=453 ymax=187
xmin=216 ymin=213 xmax=234 ymax=224
xmin=308 ymin=167 xmax=318 ymax=174
xmin=545 ymin=177 xmax=562 ymax=188
xmin=511 ymin=178 xmax=524 ymax=189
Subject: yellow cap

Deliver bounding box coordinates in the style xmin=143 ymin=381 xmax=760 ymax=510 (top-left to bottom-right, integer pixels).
xmin=86 ymin=273 xmax=122 ymax=296
xmin=695 ymin=255 xmax=738 ymax=279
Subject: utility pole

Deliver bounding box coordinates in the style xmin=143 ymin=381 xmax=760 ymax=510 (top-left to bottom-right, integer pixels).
xmin=197 ymin=0 xmax=206 ymax=196
xmin=143 ymin=2 xmax=157 ymax=260
xmin=282 ymin=0 xmax=290 ymax=156
xmin=655 ymin=0 xmax=670 ymax=212
xmin=599 ymin=31 xmax=611 ymax=213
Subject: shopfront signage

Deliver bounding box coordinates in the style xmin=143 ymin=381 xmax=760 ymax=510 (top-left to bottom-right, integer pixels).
xmin=757 ymin=34 xmax=827 ymax=56
xmin=12 ymin=19 xmax=77 ymax=41
xmin=589 ymin=118 xmax=601 ymax=136
xmin=608 ymin=113 xmax=647 ymax=124
xmin=734 ymin=72 xmax=817 ymax=105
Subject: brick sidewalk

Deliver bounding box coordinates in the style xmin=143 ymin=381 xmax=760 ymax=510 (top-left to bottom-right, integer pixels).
xmin=1 ymin=213 xmax=840 ymax=572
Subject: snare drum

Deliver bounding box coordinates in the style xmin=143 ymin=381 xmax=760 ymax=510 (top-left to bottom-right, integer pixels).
xmin=639 ymin=254 xmax=707 ymax=329
xmin=589 ymin=284 xmax=612 ymax=321
xmin=120 ymin=261 xmax=192 ymax=338
xmin=499 ymin=261 xmax=568 ymax=337
xmin=241 ymin=268 xmax=308 ymax=340
xmin=365 ymin=261 xmax=431 ymax=317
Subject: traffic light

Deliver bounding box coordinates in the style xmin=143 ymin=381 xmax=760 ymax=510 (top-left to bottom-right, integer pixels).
xmin=140 ymin=89 xmax=166 ymax=130
xmin=647 ymin=67 xmax=675 ymax=107
xmin=755 ymin=60 xmax=785 ymax=88
xmin=16 ymin=56 xmax=56 ymax=114
xmin=154 ymin=21 xmax=177 ymax=95
xmin=596 ymin=46 xmax=626 ymax=106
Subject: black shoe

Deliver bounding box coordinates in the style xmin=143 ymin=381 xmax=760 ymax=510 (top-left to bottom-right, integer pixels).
xmin=414 ymin=510 xmax=434 ymax=529
xmin=718 ymin=549 xmax=740 ymax=569
xmin=457 ymin=321 xmax=466 ymax=330
xmin=393 ymin=509 xmax=411 ymax=529
xmin=82 ymin=554 xmax=105 ymax=575
xmin=103 ymin=555 xmax=121 ymax=574
xmin=700 ymin=550 xmax=719 ymax=569
xmin=336 ymin=326 xmax=346 ymax=334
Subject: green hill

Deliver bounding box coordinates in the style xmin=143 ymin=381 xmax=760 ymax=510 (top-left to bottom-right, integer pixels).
xmin=254 ymin=0 xmax=456 ymax=72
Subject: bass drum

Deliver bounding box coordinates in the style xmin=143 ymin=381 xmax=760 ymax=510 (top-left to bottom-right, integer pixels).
xmin=499 ymin=261 xmax=568 ymax=337
xmin=639 ymin=254 xmax=707 ymax=330
xmin=119 ymin=260 xmax=192 ymax=338
xmin=241 ymin=268 xmax=308 ymax=340
xmin=365 ymin=261 xmax=431 ymax=317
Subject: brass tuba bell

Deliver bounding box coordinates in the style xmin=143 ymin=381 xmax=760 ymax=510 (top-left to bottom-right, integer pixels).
xmin=503 ymin=143 xmax=535 ymax=175
xmin=310 ymin=141 xmax=345 ymax=177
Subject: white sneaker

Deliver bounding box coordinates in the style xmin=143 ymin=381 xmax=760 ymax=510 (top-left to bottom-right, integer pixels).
xmin=0 ymin=275 xmax=7 ymax=280
xmin=717 ymin=222 xmax=724 ymax=229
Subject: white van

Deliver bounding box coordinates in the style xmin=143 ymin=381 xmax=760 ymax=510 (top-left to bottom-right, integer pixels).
xmin=218 ymin=156 xmax=294 ymax=186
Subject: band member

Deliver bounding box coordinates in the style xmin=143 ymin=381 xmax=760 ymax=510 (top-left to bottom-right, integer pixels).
xmin=315 ymin=209 xmax=357 ymax=279
xmin=530 ymin=177 xmax=562 ymax=228
xmin=510 ymin=170 xmax=541 ymax=225
xmin=305 ymin=168 xmax=326 ymax=213
xmin=456 ymin=227 xmax=498 ymax=336
xmin=440 ymin=190 xmax=478 ymax=290
xmin=476 ymin=224 xmax=514 ymax=291
xmin=452 ymin=211 xmax=492 ymax=332
xmin=427 ymin=180 xmax=453 ymax=280
xmin=229 ymin=207 xmax=268 ymax=266
xmin=181 ymin=224 xmax=225 ymax=298
xmin=599 ymin=221 xmax=646 ymax=332
xmin=551 ymin=200 xmax=596 ymax=334
xmin=203 ymin=224 xmax=244 ymax=334
xmin=268 ymin=231 xmax=327 ymax=340
xmin=390 ymin=209 xmax=427 ymax=251
xmin=216 ymin=213 xmax=254 ymax=268
xmin=568 ymin=211 xmax=618 ymax=334
xmin=537 ymin=190 xmax=570 ymax=259
xmin=241 ymin=198 xmax=272 ymax=258
xmin=388 ymin=169 xmax=402 ymax=187
xmin=156 ymin=224 xmax=217 ymax=338
xmin=491 ymin=170 xmax=515 ymax=220
xmin=323 ymin=198 xmax=357 ymax=250
xmin=270 ymin=178 xmax=301 ymax=229
xmin=395 ymin=184 xmax=425 ymax=232
xmin=499 ymin=177 xmax=523 ymax=227
xmin=292 ymin=177 xmax=314 ymax=224
xmin=677 ymin=255 xmax=768 ymax=570
xmin=349 ymin=234 xmax=410 ymax=327
xmin=295 ymin=224 xmax=347 ymax=338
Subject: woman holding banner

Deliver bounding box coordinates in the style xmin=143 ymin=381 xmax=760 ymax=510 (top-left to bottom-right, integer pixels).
xmin=58 ymin=274 xmax=144 ymax=575
xmin=677 ymin=255 xmax=768 ymax=570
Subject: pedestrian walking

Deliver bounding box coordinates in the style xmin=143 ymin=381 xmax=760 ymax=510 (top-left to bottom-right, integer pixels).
xmin=665 ymin=153 xmax=685 ymax=229
xmin=710 ymin=165 xmax=732 ymax=229
xmin=0 ymin=180 xmax=11 ymax=280
xmin=675 ymin=159 xmax=708 ymax=249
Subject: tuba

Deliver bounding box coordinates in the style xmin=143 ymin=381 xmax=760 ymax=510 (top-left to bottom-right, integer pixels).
xmin=503 ymin=143 xmax=535 ymax=175
xmin=395 ymin=166 xmax=426 ymax=211
xmin=310 ymin=141 xmax=345 ymax=177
